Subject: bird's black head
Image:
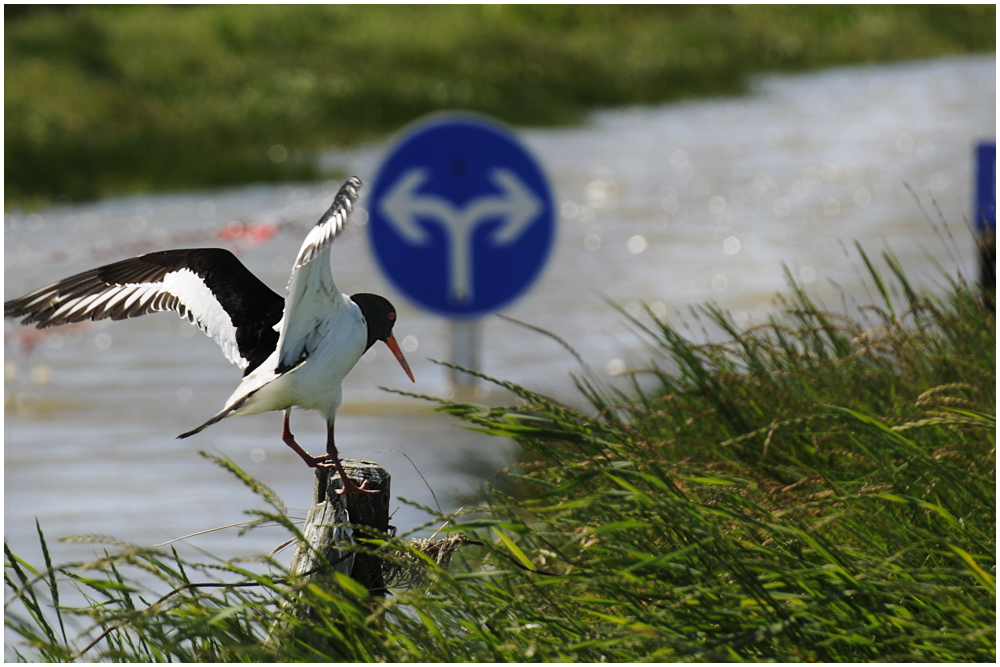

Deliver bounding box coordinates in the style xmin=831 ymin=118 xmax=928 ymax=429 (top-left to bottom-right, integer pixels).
xmin=350 ymin=293 xmax=415 ymax=383
xmin=350 ymin=293 xmax=397 ymax=350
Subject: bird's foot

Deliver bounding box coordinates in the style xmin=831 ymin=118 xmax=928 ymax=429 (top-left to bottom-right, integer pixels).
xmin=335 ymin=477 xmax=378 ymax=496
xmin=319 ymin=421 xmax=377 ymax=494
xmin=304 ymin=454 xmax=331 ymax=468
xmin=316 ymin=459 xmax=379 ymax=495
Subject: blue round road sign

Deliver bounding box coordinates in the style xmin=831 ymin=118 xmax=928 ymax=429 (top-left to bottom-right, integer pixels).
xmin=368 ymin=115 xmax=555 ymax=317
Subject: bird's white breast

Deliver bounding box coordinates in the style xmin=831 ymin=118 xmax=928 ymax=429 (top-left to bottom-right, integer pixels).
xmin=291 ymin=300 xmax=367 ymax=412
xmin=224 ymin=297 xmax=367 ymax=420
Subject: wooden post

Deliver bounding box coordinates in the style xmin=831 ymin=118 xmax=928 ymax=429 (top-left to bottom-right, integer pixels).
xmin=288 ymin=459 xmax=391 ymax=594
xmin=267 ymin=460 xmax=391 ymax=652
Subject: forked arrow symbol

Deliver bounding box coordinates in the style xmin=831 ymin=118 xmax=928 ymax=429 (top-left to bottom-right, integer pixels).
xmin=380 ymin=168 xmax=542 ymax=303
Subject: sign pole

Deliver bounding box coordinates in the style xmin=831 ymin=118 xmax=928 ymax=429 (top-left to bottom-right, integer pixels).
xmin=450 ymin=318 xmax=481 ymax=392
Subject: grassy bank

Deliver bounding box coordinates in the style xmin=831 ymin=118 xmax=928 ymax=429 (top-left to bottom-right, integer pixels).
xmin=5 ymin=249 xmax=994 ymax=661
xmin=5 ymin=5 xmax=995 ymax=204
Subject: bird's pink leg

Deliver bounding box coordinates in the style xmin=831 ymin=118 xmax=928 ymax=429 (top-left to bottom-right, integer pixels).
xmin=281 ymin=409 xmax=329 ymax=468
xmin=317 ymin=422 xmax=378 ymax=495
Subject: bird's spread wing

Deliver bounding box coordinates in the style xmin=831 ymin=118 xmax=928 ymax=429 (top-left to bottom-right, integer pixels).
xmin=4 ymin=248 xmax=284 ymax=373
xmin=291 ymin=176 xmax=362 ymax=274
xmin=275 ymin=177 xmax=362 ymax=372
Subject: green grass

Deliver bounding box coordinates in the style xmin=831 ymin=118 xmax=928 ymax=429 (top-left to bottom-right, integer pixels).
xmin=4 ymin=248 xmax=995 ymax=661
xmin=5 ymin=4 xmax=995 ymax=204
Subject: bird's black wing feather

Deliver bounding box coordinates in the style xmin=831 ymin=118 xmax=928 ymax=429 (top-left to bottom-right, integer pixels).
xmin=4 ymin=248 xmax=284 ymax=373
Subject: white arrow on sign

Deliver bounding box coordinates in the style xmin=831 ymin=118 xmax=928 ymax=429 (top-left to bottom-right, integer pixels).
xmin=380 ymin=167 xmax=542 ymax=303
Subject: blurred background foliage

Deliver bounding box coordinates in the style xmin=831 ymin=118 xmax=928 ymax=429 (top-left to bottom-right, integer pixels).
xmin=5 ymin=4 xmax=995 ymax=204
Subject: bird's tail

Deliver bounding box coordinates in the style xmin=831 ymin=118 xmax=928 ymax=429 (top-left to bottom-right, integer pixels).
xmin=176 ymin=393 xmax=253 ymax=439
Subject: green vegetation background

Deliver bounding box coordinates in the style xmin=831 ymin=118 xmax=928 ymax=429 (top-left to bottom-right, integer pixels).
xmin=6 ymin=252 xmax=995 ymax=661
xmin=5 ymin=4 xmax=995 ymax=204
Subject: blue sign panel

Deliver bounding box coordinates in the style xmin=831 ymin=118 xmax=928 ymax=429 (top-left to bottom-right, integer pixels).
xmin=976 ymin=142 xmax=996 ymax=232
xmin=368 ymin=115 xmax=555 ymax=317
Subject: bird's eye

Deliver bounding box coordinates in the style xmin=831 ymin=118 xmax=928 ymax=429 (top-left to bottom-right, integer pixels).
xmin=389 ymin=312 xmax=396 ymax=321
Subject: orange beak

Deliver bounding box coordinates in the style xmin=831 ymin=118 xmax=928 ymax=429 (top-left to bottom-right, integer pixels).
xmin=384 ymin=333 xmax=415 ymax=383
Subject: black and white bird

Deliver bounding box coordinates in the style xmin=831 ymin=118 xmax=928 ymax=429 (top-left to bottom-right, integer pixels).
xmin=4 ymin=177 xmax=414 ymax=495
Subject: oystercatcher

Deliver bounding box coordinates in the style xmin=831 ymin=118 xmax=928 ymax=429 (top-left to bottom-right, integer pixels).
xmin=4 ymin=177 xmax=414 ymax=495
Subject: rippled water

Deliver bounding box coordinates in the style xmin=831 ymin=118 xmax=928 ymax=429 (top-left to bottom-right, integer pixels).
xmin=4 ymin=56 xmax=994 ymax=575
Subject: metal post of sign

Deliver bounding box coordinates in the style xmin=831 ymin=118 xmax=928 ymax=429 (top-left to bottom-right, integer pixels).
xmin=450 ymin=318 xmax=481 ymax=391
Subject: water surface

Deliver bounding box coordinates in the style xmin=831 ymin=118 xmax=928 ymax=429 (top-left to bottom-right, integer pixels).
xmin=5 ymin=56 xmax=994 ymax=572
